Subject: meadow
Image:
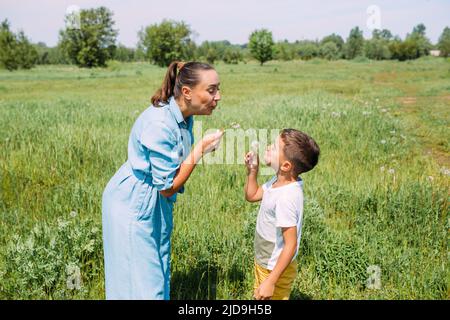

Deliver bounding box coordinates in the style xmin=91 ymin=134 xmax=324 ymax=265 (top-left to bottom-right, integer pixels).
xmin=0 ymin=57 xmax=448 ymax=299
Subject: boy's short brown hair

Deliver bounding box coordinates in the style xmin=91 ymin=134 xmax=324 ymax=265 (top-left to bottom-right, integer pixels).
xmin=280 ymin=129 xmax=320 ymax=176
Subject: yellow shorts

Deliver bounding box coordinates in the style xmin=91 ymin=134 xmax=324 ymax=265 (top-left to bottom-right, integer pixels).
xmin=253 ymin=259 xmax=298 ymax=300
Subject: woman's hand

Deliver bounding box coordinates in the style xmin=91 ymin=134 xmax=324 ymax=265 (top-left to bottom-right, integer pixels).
xmin=244 ymin=151 xmax=259 ymax=175
xmin=161 ymin=130 xmax=224 ymax=197
xmin=200 ymin=129 xmax=224 ymax=154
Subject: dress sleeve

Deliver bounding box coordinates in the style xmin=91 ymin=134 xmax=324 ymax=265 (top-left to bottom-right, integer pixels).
xmin=140 ymin=121 xmax=181 ymax=191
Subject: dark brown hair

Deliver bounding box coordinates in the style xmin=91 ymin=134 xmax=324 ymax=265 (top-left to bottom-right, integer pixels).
xmin=151 ymin=61 xmax=215 ymax=106
xmin=280 ymin=128 xmax=320 ymax=176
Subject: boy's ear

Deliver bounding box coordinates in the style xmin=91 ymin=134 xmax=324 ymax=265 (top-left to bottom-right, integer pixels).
xmin=181 ymin=86 xmax=192 ymax=101
xmin=280 ymin=160 xmax=292 ymax=173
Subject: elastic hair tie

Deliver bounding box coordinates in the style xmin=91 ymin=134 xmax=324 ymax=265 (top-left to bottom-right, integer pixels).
xmin=177 ymin=62 xmax=185 ymax=71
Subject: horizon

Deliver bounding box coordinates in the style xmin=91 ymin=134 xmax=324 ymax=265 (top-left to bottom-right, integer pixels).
xmin=1 ymin=0 xmax=449 ymax=48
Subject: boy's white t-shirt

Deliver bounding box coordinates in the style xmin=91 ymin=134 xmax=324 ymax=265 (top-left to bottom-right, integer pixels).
xmin=254 ymin=176 xmax=304 ymax=270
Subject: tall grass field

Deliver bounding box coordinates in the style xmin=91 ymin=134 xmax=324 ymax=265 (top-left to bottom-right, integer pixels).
xmin=0 ymin=58 xmax=448 ymax=299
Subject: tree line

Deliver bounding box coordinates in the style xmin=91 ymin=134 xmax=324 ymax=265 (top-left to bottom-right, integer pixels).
xmin=1 ymin=6 xmax=449 ymax=70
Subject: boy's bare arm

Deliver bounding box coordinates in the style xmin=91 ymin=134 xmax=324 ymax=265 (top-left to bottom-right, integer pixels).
xmin=254 ymin=226 xmax=297 ymax=300
xmin=267 ymin=226 xmax=297 ymax=283
xmin=244 ymin=152 xmax=263 ymax=202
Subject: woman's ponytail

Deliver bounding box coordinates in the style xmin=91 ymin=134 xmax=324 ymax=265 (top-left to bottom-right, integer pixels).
xmin=151 ymin=61 xmax=181 ymax=106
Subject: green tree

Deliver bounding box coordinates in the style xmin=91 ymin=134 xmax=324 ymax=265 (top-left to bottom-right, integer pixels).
xmin=248 ymin=29 xmax=274 ymax=65
xmin=378 ymin=29 xmax=393 ymax=40
xmin=320 ymin=33 xmax=344 ymax=58
xmin=389 ymin=36 xmax=426 ymax=61
xmin=405 ymin=23 xmax=432 ymax=58
xmin=15 ymin=31 xmax=38 ymax=69
xmin=223 ymin=47 xmax=242 ymax=64
xmin=113 ymin=44 xmax=135 ymax=62
xmin=412 ymin=23 xmax=426 ymax=37
xmin=274 ymin=40 xmax=295 ymax=61
xmin=438 ymin=27 xmax=450 ymax=57
xmin=205 ymin=47 xmax=219 ymax=64
xmin=364 ymin=29 xmax=392 ymax=60
xmin=138 ymin=20 xmax=194 ymax=67
xmin=198 ymin=41 xmax=228 ymax=61
xmin=34 ymin=43 xmax=69 ymax=65
xmin=197 ymin=41 xmax=221 ymax=64
xmin=295 ymin=41 xmax=319 ymax=60
xmin=345 ymin=26 xmax=364 ymax=59
xmin=59 ymin=7 xmax=118 ymax=68
xmin=319 ymin=41 xmax=339 ymax=60
xmin=0 ymin=19 xmax=37 ymax=70
xmin=34 ymin=42 xmax=50 ymax=64
xmin=0 ymin=20 xmax=18 ymax=70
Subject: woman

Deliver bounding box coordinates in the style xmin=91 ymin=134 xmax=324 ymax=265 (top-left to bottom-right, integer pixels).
xmin=102 ymin=61 xmax=223 ymax=299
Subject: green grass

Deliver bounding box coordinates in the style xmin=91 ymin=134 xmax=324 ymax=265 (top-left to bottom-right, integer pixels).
xmin=0 ymin=58 xmax=449 ymax=299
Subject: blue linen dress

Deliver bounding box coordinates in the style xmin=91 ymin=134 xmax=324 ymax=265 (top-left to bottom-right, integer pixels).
xmin=102 ymin=96 xmax=193 ymax=299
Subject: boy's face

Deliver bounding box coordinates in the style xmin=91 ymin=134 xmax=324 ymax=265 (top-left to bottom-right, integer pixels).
xmin=264 ymin=136 xmax=283 ymax=172
xmin=264 ymin=136 xmax=293 ymax=174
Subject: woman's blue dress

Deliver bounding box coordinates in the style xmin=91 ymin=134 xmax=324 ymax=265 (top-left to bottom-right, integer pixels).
xmin=102 ymin=96 xmax=193 ymax=299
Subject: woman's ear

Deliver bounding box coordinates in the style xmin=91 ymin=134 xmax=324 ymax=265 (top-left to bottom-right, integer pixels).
xmin=181 ymin=86 xmax=192 ymax=101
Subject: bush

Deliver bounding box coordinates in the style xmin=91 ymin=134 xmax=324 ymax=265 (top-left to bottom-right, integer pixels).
xmin=296 ymin=42 xmax=319 ymax=60
xmin=365 ymin=38 xmax=392 ymax=60
xmin=274 ymin=41 xmax=296 ymax=61
xmin=320 ymin=42 xmax=340 ymax=60
xmin=0 ymin=214 xmax=102 ymax=299
xmin=223 ymin=48 xmax=242 ymax=64
xmin=300 ymin=198 xmax=370 ymax=289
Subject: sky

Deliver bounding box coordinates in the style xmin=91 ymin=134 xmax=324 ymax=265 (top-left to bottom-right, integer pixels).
xmin=0 ymin=0 xmax=449 ymax=47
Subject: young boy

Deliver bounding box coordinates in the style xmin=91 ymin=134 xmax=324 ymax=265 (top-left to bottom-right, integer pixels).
xmin=244 ymin=128 xmax=320 ymax=300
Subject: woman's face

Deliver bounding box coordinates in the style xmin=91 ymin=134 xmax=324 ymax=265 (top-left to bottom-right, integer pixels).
xmin=185 ymin=69 xmax=221 ymax=115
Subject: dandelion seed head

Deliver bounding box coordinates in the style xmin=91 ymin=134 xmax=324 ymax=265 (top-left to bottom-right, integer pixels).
xmin=331 ymin=111 xmax=341 ymax=118
xmin=230 ymin=122 xmax=241 ymax=129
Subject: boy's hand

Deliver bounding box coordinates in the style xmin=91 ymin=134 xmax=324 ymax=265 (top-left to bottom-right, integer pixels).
xmin=244 ymin=151 xmax=259 ymax=175
xmin=254 ymin=279 xmax=275 ymax=300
